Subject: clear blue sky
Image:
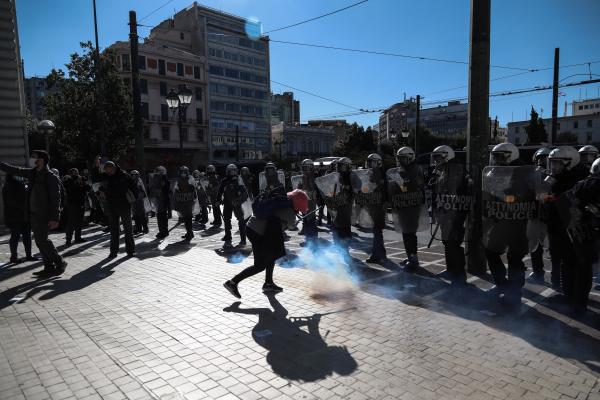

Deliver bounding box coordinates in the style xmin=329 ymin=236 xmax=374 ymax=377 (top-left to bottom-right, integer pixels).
xmin=16 ymin=0 xmax=600 ymax=128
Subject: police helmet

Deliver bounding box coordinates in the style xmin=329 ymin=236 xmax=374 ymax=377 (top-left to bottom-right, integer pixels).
xmin=192 ymin=169 xmax=200 ymax=178
xmin=206 ymin=164 xmax=216 ymax=174
xmin=590 ymin=158 xmax=600 ymax=176
xmin=336 ymin=157 xmax=352 ymax=173
xmin=179 ymin=166 xmax=190 ymax=176
xmin=265 ymin=162 xmax=277 ymax=171
xmin=396 ymin=147 xmax=415 ymax=166
xmin=226 ymin=163 xmax=238 ymax=177
xmin=241 ymin=166 xmax=250 ymax=176
xmin=366 ymin=153 xmax=383 ymax=168
xmin=490 ymin=142 xmax=519 ymax=166
xmin=578 ymin=145 xmax=599 ymax=166
xmin=130 ymin=170 xmax=140 ymax=178
xmin=431 ymin=145 xmax=455 ymax=165
xmin=301 ymin=159 xmax=314 ymax=172
xmin=155 ymin=166 xmax=167 ymax=175
xmin=533 ymin=147 xmax=552 ymax=163
xmin=548 ymin=146 xmax=580 ymax=174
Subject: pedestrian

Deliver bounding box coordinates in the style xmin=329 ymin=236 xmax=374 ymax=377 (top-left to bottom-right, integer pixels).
xmin=2 ymin=174 xmax=37 ymax=263
xmin=223 ymin=189 xmax=309 ymax=298
xmin=130 ymin=170 xmax=149 ymax=234
xmin=63 ymin=168 xmax=89 ymax=245
xmin=0 ymin=150 xmax=67 ymax=275
xmin=149 ymin=166 xmax=171 ymax=239
xmin=100 ymin=161 xmax=137 ymax=258
xmin=172 ymin=166 xmax=197 ymax=241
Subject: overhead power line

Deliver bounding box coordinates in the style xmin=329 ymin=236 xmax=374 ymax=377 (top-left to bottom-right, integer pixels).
xmin=269 ymin=39 xmax=538 ymax=71
xmin=271 ymin=79 xmax=363 ymax=111
xmin=139 ymin=0 xmax=178 ymax=23
xmin=264 ymin=0 xmax=368 ymax=34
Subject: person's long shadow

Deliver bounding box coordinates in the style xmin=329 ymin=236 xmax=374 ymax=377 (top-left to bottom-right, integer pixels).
xmin=224 ymin=294 xmax=357 ymax=382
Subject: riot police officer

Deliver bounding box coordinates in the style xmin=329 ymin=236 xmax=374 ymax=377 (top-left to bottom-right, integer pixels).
xmin=240 ymin=167 xmax=255 ymax=199
xmin=218 ymin=164 xmax=248 ymax=246
xmin=192 ymin=170 xmax=208 ymax=224
xmin=149 ymin=166 xmax=171 ymax=239
xmin=297 ymin=159 xmax=319 ymax=243
xmin=173 ymin=166 xmax=197 ymax=241
xmin=528 ymin=147 xmax=552 ymax=283
xmin=567 ymin=158 xmax=600 ymax=313
xmin=261 ymin=162 xmax=286 ymax=196
xmin=363 ymin=153 xmax=387 ymax=264
xmin=389 ymin=147 xmax=426 ymax=271
xmin=544 ymin=146 xmax=583 ymax=291
xmin=206 ymin=164 xmax=222 ymax=227
xmin=578 ymin=145 xmax=599 ymax=170
xmin=483 ymin=143 xmax=533 ymax=305
xmin=430 ymin=145 xmax=472 ymax=284
xmin=130 ymin=170 xmax=149 ymax=235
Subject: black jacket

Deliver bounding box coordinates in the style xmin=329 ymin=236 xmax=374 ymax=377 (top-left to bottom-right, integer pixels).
xmin=2 ymin=176 xmax=28 ymax=227
xmin=63 ymin=176 xmax=89 ymax=207
xmin=101 ymin=167 xmax=137 ymax=209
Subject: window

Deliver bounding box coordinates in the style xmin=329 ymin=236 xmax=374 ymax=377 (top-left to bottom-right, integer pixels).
xmin=161 ymin=104 xmax=169 ymax=122
xmin=557 ymin=123 xmax=561 ymax=130
xmin=161 ymin=127 xmax=170 ymax=141
xmin=121 ymin=54 xmax=130 ymax=71
xmin=196 ymin=128 xmax=204 ymax=142
xmin=158 ymin=59 xmax=166 ymax=75
xmin=181 ymin=127 xmax=188 ymax=141
xmin=584 ymin=105 xmax=589 ymax=109
xmin=211 ymin=101 xmax=225 ymax=111
xmin=193 ymin=66 xmax=201 ymax=79
xmin=139 ymin=79 xmax=148 ymax=94
xmin=596 ymin=104 xmax=600 ymax=109
xmin=167 ymin=62 xmax=176 ymax=72
xmin=209 ymin=65 xmax=224 ymax=76
xmin=514 ymin=126 xmax=519 ymax=133
xmin=587 ymin=132 xmax=593 ymax=143
xmin=515 ymin=137 xmax=520 ymax=145
xmin=141 ymin=102 xmax=149 ymax=119
xmin=160 ymin=81 xmax=167 ymax=96
xmin=227 ymin=86 xmax=237 ymax=96
xmin=196 ymin=108 xmax=203 ymax=124
xmin=176 ymin=63 xmax=184 ymax=76
xmin=574 ymin=121 xmax=579 ymax=129
xmin=579 ymin=105 xmax=583 ymax=110
xmin=195 ymin=87 xmax=202 ymax=101
xmin=587 ymin=119 xmax=593 ymax=128
xmin=180 ymin=32 xmax=184 ymax=40
xmin=138 ymin=55 xmax=146 ymax=70
xmin=225 ymin=68 xmax=238 ymax=78
xmin=143 ymin=126 xmax=150 ymax=139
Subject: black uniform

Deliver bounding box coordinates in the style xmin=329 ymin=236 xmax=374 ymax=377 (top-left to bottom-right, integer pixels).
xmin=63 ymin=175 xmax=89 ymax=243
xmin=102 ymin=167 xmax=137 ymax=256
xmin=218 ymin=175 xmax=248 ymax=243
xmin=330 ymin=171 xmax=353 ymax=248
xmin=206 ymin=172 xmax=222 ymax=226
xmin=3 ymin=175 xmax=32 ymax=261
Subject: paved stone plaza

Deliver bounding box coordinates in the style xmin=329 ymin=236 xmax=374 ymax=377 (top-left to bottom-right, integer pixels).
xmin=1 ymin=217 xmax=599 ymax=400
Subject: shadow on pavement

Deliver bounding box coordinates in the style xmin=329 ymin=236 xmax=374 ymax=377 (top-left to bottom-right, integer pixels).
xmin=224 ymin=293 xmax=357 ymax=382
xmin=0 ymin=275 xmax=60 ymax=311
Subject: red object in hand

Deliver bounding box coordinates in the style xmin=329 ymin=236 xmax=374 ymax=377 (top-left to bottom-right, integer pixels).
xmin=287 ymin=189 xmax=309 ymax=214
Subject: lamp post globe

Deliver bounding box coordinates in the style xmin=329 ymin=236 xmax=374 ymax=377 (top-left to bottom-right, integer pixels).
xmin=178 ymin=85 xmax=193 ymax=106
xmin=166 ymin=89 xmax=180 ymax=109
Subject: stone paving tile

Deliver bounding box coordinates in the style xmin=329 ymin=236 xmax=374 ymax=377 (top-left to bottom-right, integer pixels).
xmin=0 ymin=217 xmax=599 ymax=400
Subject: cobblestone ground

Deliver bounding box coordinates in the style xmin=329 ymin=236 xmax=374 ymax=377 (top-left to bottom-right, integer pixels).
xmin=0 ymin=212 xmax=599 ymax=400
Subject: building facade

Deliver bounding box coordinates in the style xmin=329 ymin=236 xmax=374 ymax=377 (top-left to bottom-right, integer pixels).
xmin=507 ymin=114 xmax=600 ymax=145
xmin=271 ymin=92 xmax=300 ymax=125
xmin=24 ymin=76 xmax=54 ymax=120
xmin=108 ymin=40 xmax=209 ymax=171
xmin=149 ymin=2 xmax=271 ymax=164
xmin=271 ymin=122 xmax=336 ymax=159
xmin=572 ymin=98 xmax=600 ymax=116
xmin=306 ymin=119 xmax=349 ymax=143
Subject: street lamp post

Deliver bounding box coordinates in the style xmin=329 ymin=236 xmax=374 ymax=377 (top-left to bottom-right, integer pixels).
xmin=38 ymin=119 xmax=55 ymax=153
xmin=166 ymin=86 xmax=193 ymax=158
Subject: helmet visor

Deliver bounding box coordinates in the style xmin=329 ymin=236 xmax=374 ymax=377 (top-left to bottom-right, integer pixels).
xmin=548 ymin=158 xmax=566 ymax=175
xmin=431 ymin=153 xmax=447 ymax=166
xmin=580 ymin=153 xmax=597 ymax=165
xmin=490 ymin=151 xmax=511 ymax=166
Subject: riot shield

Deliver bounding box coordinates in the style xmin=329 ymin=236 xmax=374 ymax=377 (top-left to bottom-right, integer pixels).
xmin=225 ymin=176 xmax=250 ymax=208
xmin=350 ymin=169 xmax=384 ymax=228
xmin=431 ymin=163 xmax=474 ymax=241
xmin=291 ymin=174 xmax=303 ymax=190
xmin=482 ymin=165 xmax=546 ymax=254
xmin=387 ymin=166 xmax=426 ymax=233
xmin=259 ymin=170 xmax=285 ymax=192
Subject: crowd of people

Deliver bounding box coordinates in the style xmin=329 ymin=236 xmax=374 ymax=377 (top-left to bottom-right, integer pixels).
xmin=1 ymin=144 xmax=598 ymax=313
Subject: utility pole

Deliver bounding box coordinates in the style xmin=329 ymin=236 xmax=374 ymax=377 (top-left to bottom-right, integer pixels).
xmin=465 ymin=0 xmax=491 ymax=275
xmin=129 ymin=11 xmax=145 ymax=172
xmin=92 ymin=0 xmax=105 ymax=156
xmin=415 ymin=95 xmax=420 ymax=154
xmin=551 ymin=47 xmax=560 ymax=145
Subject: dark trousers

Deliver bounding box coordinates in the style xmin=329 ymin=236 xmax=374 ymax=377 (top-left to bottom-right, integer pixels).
xmin=333 ymin=224 xmax=352 ymax=255
xmin=108 ymin=206 xmax=134 ymax=254
xmin=9 ymin=223 xmax=32 ymax=258
xmin=183 ymin=215 xmax=193 ymax=235
xmin=442 ymin=240 xmax=466 ymax=278
xmin=402 ymin=232 xmax=418 ymax=256
xmin=371 ymin=227 xmax=386 ymax=260
xmin=212 ymin=202 xmax=222 ymax=225
xmin=301 ymin=208 xmax=318 ymax=240
xmin=232 ymin=261 xmax=274 ymax=285
xmin=486 ymin=248 xmax=526 ymax=290
xmin=66 ymin=205 xmax=84 ymax=241
xmin=548 ymin=227 xmax=576 ymax=291
xmin=133 ymin=212 xmax=148 ymax=233
xmin=530 ymin=244 xmax=545 ymax=275
xmin=223 ymin=202 xmax=246 ymax=241
xmin=31 ymin=215 xmax=63 ymax=269
xmin=157 ymin=211 xmax=168 ymax=235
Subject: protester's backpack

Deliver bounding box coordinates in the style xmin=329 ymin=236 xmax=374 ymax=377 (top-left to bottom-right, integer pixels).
xmin=252 ymin=190 xmax=290 ymax=219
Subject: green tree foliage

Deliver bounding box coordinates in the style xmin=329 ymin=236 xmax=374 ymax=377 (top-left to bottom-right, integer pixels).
xmin=524 ymin=107 xmax=548 ymax=144
xmin=555 ymin=131 xmax=578 ymax=144
xmin=43 ymin=41 xmax=133 ymax=168
xmin=333 ymin=123 xmax=376 ymax=167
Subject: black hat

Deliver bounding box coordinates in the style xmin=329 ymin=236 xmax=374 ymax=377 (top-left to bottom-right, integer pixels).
xmin=32 ymin=150 xmax=50 ymax=165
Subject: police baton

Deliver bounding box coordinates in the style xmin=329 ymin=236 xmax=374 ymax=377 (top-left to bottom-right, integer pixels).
xmin=428 ymin=223 xmax=440 ymax=248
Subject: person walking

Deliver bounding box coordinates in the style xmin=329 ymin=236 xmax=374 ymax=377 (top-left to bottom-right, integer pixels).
xmin=2 ymin=175 xmax=37 ymax=263
xmin=63 ymin=168 xmax=89 ymax=245
xmin=223 ymin=189 xmax=309 ymax=298
xmin=130 ymin=170 xmax=149 ymax=235
xmin=0 ymin=150 xmax=66 ymax=275
xmin=149 ymin=166 xmax=171 ymax=239
xmin=100 ymin=161 xmax=137 ymax=258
